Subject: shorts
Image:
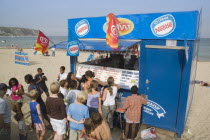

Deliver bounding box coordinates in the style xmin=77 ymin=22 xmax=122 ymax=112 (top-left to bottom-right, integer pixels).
xmin=124 ymin=113 xmax=140 ymax=123
xmin=35 ymin=123 xmax=45 ymax=131
xmin=11 ymin=98 xmax=23 ymax=105
xmin=40 ymin=85 xmax=48 ymax=92
xmin=50 ymin=118 xmax=66 ymax=135
xmin=69 ymin=130 xmax=84 ymax=140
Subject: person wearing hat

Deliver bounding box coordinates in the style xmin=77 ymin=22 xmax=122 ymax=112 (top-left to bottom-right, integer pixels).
xmin=0 ymin=83 xmax=11 ymax=140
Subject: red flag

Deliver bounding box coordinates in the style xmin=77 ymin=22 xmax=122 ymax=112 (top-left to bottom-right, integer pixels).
xmin=35 ymin=31 xmax=49 ymax=53
xmin=106 ymin=13 xmax=120 ymax=49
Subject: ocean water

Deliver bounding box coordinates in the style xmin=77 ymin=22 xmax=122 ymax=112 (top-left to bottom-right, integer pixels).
xmin=0 ymin=36 xmax=209 ymax=61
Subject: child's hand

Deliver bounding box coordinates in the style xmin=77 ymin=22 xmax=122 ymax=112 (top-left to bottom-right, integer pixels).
xmin=78 ymin=119 xmax=85 ymax=124
xmin=42 ymin=122 xmax=45 ymax=127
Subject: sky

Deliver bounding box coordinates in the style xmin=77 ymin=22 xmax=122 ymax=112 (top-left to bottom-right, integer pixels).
xmin=0 ymin=0 xmax=209 ymax=38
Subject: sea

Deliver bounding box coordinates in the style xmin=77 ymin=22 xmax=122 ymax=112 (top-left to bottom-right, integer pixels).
xmin=0 ymin=36 xmax=209 ymax=61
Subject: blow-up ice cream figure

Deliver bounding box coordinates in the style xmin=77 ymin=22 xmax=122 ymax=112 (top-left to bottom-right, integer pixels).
xmin=106 ymin=13 xmax=120 ymax=49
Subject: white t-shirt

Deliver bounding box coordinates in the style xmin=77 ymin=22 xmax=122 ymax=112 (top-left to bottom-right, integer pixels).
xmin=60 ymin=87 xmax=69 ymax=99
xmin=103 ymin=86 xmax=118 ymax=106
xmin=0 ymin=98 xmax=11 ymax=123
xmin=59 ymin=72 xmax=68 ymax=82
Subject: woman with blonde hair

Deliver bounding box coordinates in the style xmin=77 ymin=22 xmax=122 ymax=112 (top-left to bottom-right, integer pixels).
xmin=101 ymin=77 xmax=120 ymax=129
xmin=87 ymin=80 xmax=100 ymax=116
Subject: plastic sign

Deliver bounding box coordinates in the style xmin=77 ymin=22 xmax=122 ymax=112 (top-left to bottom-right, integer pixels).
xmin=150 ymin=14 xmax=176 ymax=37
xmin=75 ymin=19 xmax=90 ymax=37
xmin=103 ymin=18 xmax=134 ymax=36
xmin=67 ymin=41 xmax=79 ymax=56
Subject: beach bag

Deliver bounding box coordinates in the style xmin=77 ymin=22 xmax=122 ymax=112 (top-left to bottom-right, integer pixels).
xmin=141 ymin=127 xmax=156 ymax=139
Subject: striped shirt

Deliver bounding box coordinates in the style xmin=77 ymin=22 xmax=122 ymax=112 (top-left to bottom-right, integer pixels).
xmin=123 ymin=94 xmax=147 ymax=122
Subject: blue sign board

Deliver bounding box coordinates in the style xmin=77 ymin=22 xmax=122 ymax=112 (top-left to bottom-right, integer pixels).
xmin=68 ymin=11 xmax=198 ymax=40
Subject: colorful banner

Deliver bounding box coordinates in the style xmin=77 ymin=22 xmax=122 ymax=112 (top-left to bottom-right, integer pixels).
xmin=76 ymin=64 xmax=139 ymax=89
xmin=15 ymin=52 xmax=29 ymax=66
xmin=106 ymin=13 xmax=120 ymax=49
xmin=35 ymin=31 xmax=49 ymax=53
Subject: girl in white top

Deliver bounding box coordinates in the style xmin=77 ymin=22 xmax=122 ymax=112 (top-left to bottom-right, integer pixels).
xmin=101 ymin=77 xmax=120 ymax=128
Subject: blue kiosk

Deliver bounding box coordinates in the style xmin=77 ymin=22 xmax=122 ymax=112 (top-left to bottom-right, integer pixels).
xmin=67 ymin=11 xmax=200 ymax=137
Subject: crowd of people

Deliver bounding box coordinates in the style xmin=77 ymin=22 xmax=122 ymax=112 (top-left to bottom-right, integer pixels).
xmin=0 ymin=66 xmax=148 ymax=140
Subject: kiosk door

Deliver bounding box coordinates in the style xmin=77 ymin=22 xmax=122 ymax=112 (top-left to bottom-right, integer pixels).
xmin=143 ymin=45 xmax=185 ymax=130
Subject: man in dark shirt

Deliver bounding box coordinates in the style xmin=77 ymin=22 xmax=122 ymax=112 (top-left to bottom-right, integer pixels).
xmin=34 ymin=68 xmax=49 ymax=97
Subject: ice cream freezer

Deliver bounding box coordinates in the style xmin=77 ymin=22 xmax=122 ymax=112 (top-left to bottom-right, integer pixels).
xmin=66 ymin=10 xmax=200 ymax=137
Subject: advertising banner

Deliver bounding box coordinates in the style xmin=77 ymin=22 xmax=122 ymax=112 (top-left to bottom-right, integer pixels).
xmin=68 ymin=11 xmax=198 ymax=40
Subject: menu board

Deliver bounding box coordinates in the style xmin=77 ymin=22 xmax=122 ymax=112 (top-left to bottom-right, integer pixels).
xmin=76 ymin=64 xmax=139 ymax=89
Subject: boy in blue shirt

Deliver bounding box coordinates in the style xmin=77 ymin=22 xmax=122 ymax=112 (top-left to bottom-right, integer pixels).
xmin=67 ymin=91 xmax=89 ymax=140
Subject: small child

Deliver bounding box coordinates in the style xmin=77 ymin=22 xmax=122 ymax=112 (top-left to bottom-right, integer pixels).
xmin=14 ymin=113 xmax=28 ymax=140
xmin=67 ymin=91 xmax=89 ymax=140
xmin=34 ymin=68 xmax=49 ymax=97
xmin=29 ymin=89 xmax=46 ymax=140
xmin=66 ymin=80 xmax=80 ymax=106
xmin=59 ymin=80 xmax=68 ymax=99
xmin=46 ymin=82 xmax=67 ymax=140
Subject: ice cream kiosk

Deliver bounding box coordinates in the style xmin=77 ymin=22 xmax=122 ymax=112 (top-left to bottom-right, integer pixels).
xmin=67 ymin=11 xmax=200 ymax=137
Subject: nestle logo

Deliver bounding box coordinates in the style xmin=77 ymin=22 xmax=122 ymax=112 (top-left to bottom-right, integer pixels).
xmin=75 ymin=19 xmax=90 ymax=37
xmin=67 ymin=41 xmax=79 ymax=56
xmin=150 ymin=14 xmax=176 ymax=37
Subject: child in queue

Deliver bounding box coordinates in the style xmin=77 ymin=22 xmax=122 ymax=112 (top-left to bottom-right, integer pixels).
xmin=67 ymin=91 xmax=89 ymax=140
xmin=101 ymin=77 xmax=120 ymax=129
xmin=66 ymin=72 xmax=79 ymax=89
xmin=14 ymin=113 xmax=28 ymax=140
xmin=84 ymin=71 xmax=106 ymax=92
xmin=79 ymin=75 xmax=87 ymax=90
xmin=66 ymin=80 xmax=80 ymax=106
xmin=9 ymin=78 xmax=24 ymax=115
xmin=29 ymin=90 xmax=46 ymax=140
xmin=46 ymin=82 xmax=67 ymax=140
xmin=59 ymin=80 xmax=69 ymax=99
xmin=82 ymin=112 xmax=111 ymax=140
xmin=87 ymin=80 xmax=100 ymax=116
xmin=34 ymin=68 xmax=49 ymax=97
xmin=57 ymin=66 xmax=68 ymax=82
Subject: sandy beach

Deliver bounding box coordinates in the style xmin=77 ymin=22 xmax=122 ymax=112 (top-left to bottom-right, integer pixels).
xmin=0 ymin=49 xmax=210 ymax=140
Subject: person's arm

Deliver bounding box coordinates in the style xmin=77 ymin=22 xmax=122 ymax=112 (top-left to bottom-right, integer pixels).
xmin=98 ymin=97 xmax=102 ymax=114
xmin=96 ymin=78 xmax=107 ymax=86
xmin=60 ymin=100 xmax=67 ymax=119
xmin=0 ymin=114 xmax=4 ymax=127
xmin=67 ymin=115 xmax=84 ymax=124
xmin=35 ymin=75 xmax=43 ymax=84
xmin=45 ymin=98 xmax=50 ymax=116
xmin=140 ymin=95 xmax=148 ymax=105
xmin=101 ymin=89 xmax=108 ymax=101
xmin=116 ymin=84 xmax=121 ymax=90
xmin=36 ymin=104 xmax=45 ymax=126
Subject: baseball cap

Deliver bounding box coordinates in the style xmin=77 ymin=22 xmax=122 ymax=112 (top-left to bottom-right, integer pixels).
xmin=0 ymin=83 xmax=9 ymax=90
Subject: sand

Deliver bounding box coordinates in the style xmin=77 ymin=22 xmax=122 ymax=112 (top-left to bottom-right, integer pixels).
xmin=0 ymin=49 xmax=210 ymax=140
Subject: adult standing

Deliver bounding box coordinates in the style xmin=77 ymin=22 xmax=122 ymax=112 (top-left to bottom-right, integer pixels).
xmin=0 ymin=83 xmax=11 ymax=140
xmin=123 ymin=85 xmax=147 ymax=140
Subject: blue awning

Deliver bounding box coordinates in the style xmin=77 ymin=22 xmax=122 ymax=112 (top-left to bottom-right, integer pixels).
xmin=49 ymin=39 xmax=140 ymax=51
